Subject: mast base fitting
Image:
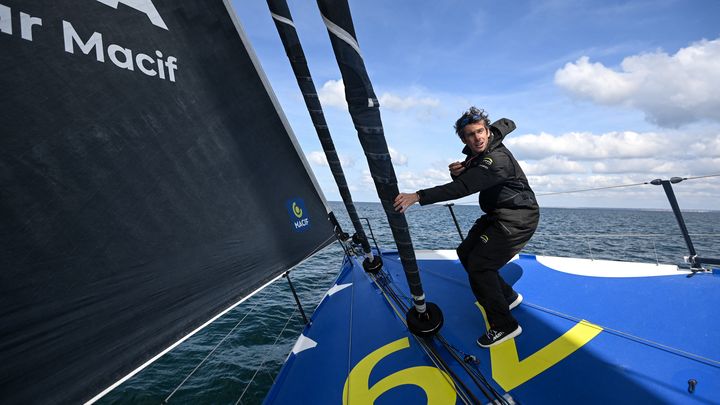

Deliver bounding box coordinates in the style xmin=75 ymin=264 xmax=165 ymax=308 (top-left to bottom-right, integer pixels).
xmin=362 ymin=256 xmax=383 ymax=274
xmin=406 ymin=303 xmax=443 ymax=337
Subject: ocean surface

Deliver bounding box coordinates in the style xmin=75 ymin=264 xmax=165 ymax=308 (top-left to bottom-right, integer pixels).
xmin=102 ymin=202 xmax=720 ymax=404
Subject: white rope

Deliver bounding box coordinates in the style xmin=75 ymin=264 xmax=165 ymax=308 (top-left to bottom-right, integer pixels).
xmin=164 ymin=290 xmax=268 ymax=403
xmin=270 ymin=12 xmax=295 ymax=28
xmin=321 ymin=13 xmax=362 ymax=56
xmin=235 ymin=308 xmax=298 ymax=405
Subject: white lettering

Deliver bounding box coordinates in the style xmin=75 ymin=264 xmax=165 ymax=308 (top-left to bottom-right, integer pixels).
xmin=155 ymin=50 xmax=165 ymax=79
xmin=0 ymin=4 xmax=11 ymax=35
xmin=95 ymin=0 xmax=168 ymax=30
xmin=52 ymin=16 xmax=178 ymax=83
xmin=294 ymin=219 xmax=309 ymax=229
xmin=63 ymin=21 xmax=104 ymax=62
xmin=166 ymin=56 xmax=177 ymax=82
xmin=20 ymin=12 xmax=41 ymax=41
xmin=108 ymin=44 xmax=134 ymax=70
xmin=135 ymin=53 xmax=156 ymax=76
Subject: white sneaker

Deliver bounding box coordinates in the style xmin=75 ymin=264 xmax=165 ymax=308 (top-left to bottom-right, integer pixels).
xmin=477 ymin=325 xmax=522 ymax=348
xmin=509 ymin=293 xmax=523 ymax=310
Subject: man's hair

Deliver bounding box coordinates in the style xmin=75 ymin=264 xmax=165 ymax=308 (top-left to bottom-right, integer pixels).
xmin=454 ymin=106 xmax=490 ymax=138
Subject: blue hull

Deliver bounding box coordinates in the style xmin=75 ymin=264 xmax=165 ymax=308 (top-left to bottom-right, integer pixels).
xmin=266 ymin=251 xmax=720 ymax=403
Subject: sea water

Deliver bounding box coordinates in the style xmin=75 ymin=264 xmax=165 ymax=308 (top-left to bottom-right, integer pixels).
xmin=101 ymin=202 xmax=720 ymax=404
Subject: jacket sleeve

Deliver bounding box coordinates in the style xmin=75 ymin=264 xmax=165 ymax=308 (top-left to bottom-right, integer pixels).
xmin=417 ymin=151 xmax=509 ymax=205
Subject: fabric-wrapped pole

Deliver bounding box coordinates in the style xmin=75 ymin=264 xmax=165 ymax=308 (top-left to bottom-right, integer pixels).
xmin=315 ymin=0 xmax=443 ymax=333
xmin=267 ymin=0 xmax=378 ymax=264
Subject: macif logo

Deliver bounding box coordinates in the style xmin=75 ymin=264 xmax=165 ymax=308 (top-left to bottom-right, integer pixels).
xmin=95 ymin=0 xmax=168 ymax=30
xmin=287 ymin=198 xmax=311 ymax=232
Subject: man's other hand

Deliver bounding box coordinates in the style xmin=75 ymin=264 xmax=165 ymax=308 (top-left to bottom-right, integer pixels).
xmin=394 ymin=192 xmax=420 ymax=213
xmin=449 ymin=161 xmax=466 ymax=176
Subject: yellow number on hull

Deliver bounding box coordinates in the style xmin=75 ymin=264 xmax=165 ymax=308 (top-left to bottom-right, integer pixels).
xmin=343 ymin=337 xmax=456 ymax=404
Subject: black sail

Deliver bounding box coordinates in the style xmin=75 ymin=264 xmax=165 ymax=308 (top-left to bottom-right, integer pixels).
xmin=0 ymin=1 xmax=333 ymax=403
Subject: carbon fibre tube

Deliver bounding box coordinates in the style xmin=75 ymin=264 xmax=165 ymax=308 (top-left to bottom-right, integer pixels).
xmin=315 ymin=0 xmax=442 ymax=331
xmin=266 ymin=0 xmax=374 ymax=259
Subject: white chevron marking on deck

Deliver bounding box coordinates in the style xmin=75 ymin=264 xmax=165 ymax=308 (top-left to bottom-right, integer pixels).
xmin=326 ymin=283 xmax=352 ymax=297
xmin=292 ymin=334 xmax=317 ymax=355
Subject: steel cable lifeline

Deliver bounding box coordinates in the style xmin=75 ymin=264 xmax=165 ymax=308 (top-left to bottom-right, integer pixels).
xmin=266 ymin=0 xmax=381 ymax=272
xmin=315 ymin=0 xmax=442 ymax=336
xmin=536 ymin=173 xmax=720 ymax=196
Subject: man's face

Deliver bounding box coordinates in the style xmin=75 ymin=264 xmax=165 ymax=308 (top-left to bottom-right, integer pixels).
xmin=461 ymin=122 xmax=490 ymax=154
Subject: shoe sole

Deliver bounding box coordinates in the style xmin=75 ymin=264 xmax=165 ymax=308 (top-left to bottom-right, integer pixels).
xmin=477 ymin=325 xmax=522 ymax=348
xmin=509 ymin=293 xmax=523 ymax=310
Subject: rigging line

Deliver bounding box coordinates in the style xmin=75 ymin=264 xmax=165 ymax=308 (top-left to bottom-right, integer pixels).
xmin=364 ymin=268 xmax=472 ymax=403
xmin=536 ymin=181 xmax=649 ymax=196
xmin=412 ymin=336 xmax=476 ymax=405
xmin=235 ymin=307 xmax=299 ymax=405
xmin=523 ymin=301 xmax=720 ymax=369
xmin=344 ymin=258 xmax=357 ymax=405
xmin=370 ymin=264 xmax=503 ymax=402
xmin=367 ymin=272 xmax=476 ymax=405
xmin=163 ymin=288 xmax=270 ymax=403
xmin=373 ymin=268 xmax=512 ymax=403
xmin=381 ymin=276 xmax=507 ymax=405
xmin=685 ymin=173 xmax=720 ymax=181
xmin=435 ymin=334 xmax=510 ymax=405
xmin=376 ymin=271 xmax=509 ymax=404
xmin=368 ymin=269 xmax=498 ymax=404
xmin=536 ymin=173 xmax=720 ymax=197
xmin=372 ymin=269 xmax=501 ymax=401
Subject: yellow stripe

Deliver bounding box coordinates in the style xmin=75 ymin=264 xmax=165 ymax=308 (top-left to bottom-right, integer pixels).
xmin=476 ymin=302 xmax=603 ymax=391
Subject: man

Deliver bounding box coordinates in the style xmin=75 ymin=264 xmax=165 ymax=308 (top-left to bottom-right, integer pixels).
xmin=393 ymin=107 xmax=539 ymax=348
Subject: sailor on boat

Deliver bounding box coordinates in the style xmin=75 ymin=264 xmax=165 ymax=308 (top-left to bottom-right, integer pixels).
xmin=394 ymin=106 xmax=539 ymax=347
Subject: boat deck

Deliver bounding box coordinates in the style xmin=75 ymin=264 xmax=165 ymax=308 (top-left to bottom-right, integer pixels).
xmin=265 ymin=250 xmax=720 ymax=404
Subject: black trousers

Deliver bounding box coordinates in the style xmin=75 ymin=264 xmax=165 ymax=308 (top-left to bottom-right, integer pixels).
xmin=457 ymin=215 xmax=536 ymax=331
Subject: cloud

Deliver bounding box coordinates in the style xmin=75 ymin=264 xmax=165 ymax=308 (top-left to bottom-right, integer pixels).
xmin=507 ymin=130 xmax=720 ymax=177
xmin=591 ymin=159 xmax=688 ymax=174
xmin=388 ymin=146 xmax=408 ymax=165
xmin=379 ymin=93 xmax=440 ymax=111
xmin=505 ymin=131 xmax=672 ymax=160
xmin=307 ymin=150 xmax=355 ymax=168
xmin=318 ymin=79 xmax=440 ymax=112
xmin=554 ymin=37 xmax=720 ymax=127
xmin=317 ymin=80 xmax=348 ymax=109
xmin=689 ymin=134 xmax=720 ymax=157
xmin=396 ymin=169 xmax=451 ymax=190
xmin=520 ymin=156 xmax=587 ymax=175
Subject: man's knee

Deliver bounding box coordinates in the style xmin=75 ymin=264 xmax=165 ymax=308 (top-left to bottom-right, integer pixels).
xmin=467 ymin=254 xmax=502 ymax=275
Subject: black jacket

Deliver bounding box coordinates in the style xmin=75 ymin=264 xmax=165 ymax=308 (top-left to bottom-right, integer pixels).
xmin=417 ymin=118 xmax=539 ymax=230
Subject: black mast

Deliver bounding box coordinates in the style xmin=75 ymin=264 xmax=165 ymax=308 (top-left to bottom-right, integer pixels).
xmin=266 ymin=0 xmax=381 ymax=271
xmin=315 ymin=0 xmax=442 ymax=335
